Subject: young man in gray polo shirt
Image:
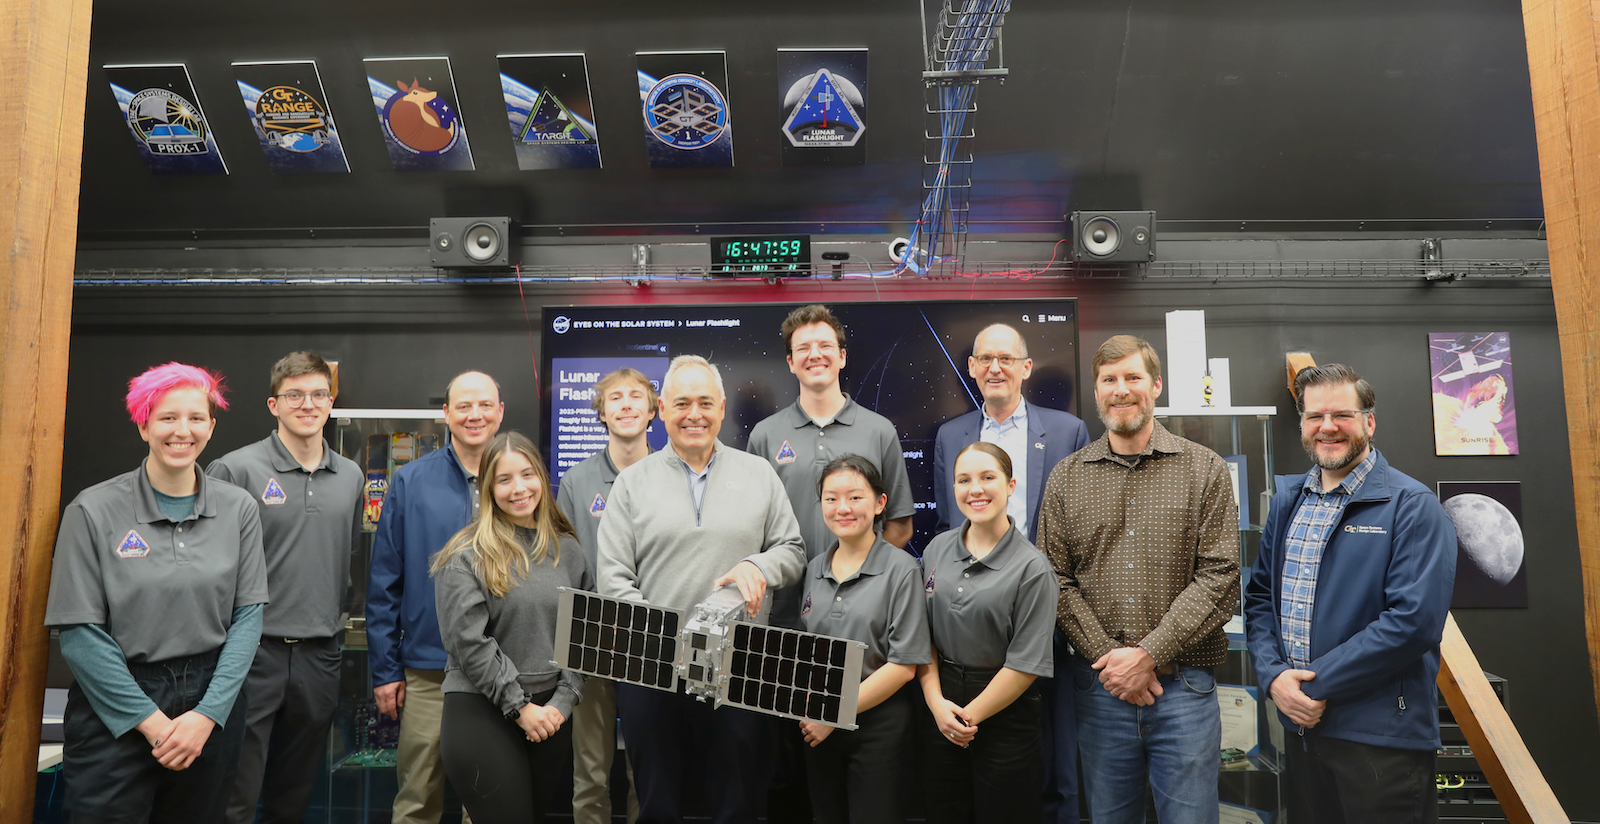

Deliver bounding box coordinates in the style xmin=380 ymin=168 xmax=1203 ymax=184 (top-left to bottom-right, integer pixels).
xmin=555 ymin=367 xmax=655 ymax=824
xmin=748 ymin=304 xmax=914 ymax=629
xmin=208 ymin=351 xmax=364 ymax=824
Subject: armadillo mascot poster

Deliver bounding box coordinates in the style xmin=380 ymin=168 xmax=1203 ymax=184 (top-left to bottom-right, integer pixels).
xmin=365 ymin=56 xmax=475 ymax=171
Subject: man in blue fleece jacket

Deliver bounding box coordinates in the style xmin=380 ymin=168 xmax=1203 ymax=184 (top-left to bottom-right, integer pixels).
xmin=1245 ymin=364 xmax=1457 ymax=824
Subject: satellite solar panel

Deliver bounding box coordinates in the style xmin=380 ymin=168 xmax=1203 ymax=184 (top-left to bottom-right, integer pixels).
xmin=717 ymin=622 xmax=864 ymax=729
xmin=555 ymin=588 xmax=682 ymax=692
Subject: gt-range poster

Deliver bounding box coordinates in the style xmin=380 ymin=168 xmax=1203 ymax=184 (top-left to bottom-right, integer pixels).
xmin=364 ymin=56 xmax=475 ymax=171
xmin=499 ymin=54 xmax=602 ymax=171
xmin=637 ymin=51 xmax=734 ymax=168
xmin=233 ymin=60 xmax=349 ymax=174
xmin=778 ymin=48 xmax=867 ymax=166
xmin=105 ymin=63 xmax=228 ymax=175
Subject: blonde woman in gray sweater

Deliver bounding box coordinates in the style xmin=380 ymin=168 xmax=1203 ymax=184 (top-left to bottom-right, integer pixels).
xmin=432 ymin=431 xmax=592 ymax=823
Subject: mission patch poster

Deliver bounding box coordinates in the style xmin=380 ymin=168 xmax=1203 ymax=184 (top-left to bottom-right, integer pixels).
xmin=499 ymin=54 xmax=602 ymax=170
xmin=637 ymin=51 xmax=734 ymax=168
xmin=105 ymin=63 xmax=228 ymax=175
xmin=778 ymin=48 xmax=867 ymax=166
xmin=234 ymin=60 xmax=350 ymax=174
xmin=364 ymin=56 xmax=475 ymax=171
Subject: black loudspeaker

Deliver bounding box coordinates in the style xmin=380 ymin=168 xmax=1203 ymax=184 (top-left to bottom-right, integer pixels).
xmin=1069 ymin=210 xmax=1156 ymax=263
xmin=430 ymin=217 xmax=513 ymax=268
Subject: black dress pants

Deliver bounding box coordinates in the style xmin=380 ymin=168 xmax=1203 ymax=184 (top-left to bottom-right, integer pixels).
xmin=919 ymin=661 xmax=1043 ymax=824
xmin=225 ymin=635 xmax=342 ymax=824
xmin=439 ymin=688 xmax=574 ymax=824
xmin=63 ymin=649 xmax=248 ymax=824
xmin=1286 ymin=733 xmax=1438 ymax=824
xmin=804 ymin=689 xmax=913 ymax=824
xmin=614 ymin=681 xmax=769 ymax=824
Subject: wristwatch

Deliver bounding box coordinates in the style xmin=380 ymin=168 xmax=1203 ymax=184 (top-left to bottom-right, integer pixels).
xmin=504 ymin=692 xmax=533 ymax=722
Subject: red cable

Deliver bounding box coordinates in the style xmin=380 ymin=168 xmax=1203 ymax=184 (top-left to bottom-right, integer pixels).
xmin=514 ymin=262 xmax=541 ymax=398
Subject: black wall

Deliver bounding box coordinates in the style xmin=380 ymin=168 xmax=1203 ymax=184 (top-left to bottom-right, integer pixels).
xmin=63 ymin=276 xmax=1593 ymax=816
xmin=80 ymin=0 xmax=1540 ymax=237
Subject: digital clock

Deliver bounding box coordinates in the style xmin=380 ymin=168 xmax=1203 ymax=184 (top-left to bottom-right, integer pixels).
xmin=709 ymin=234 xmax=812 ymax=276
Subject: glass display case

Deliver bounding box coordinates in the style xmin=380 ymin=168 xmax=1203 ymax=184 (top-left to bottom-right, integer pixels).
xmin=321 ymin=409 xmax=466 ymax=823
xmin=1155 ymin=405 xmax=1284 ymax=823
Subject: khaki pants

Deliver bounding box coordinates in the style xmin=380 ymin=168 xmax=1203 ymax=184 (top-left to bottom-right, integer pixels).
xmin=393 ymin=669 xmax=471 ymax=824
xmin=572 ymin=678 xmax=639 ymax=824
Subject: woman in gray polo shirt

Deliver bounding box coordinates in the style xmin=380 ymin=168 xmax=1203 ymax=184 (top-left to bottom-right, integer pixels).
xmin=798 ymin=455 xmax=931 ymax=824
xmin=44 ymin=363 xmax=268 ymax=823
xmin=431 ymin=431 xmax=591 ymax=823
xmin=917 ymin=442 xmax=1059 ymax=824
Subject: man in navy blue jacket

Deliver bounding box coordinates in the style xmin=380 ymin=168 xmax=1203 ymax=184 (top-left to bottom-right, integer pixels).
xmin=1245 ymin=364 xmax=1456 ymax=824
xmin=931 ymin=322 xmax=1089 ymax=824
xmin=367 ymin=371 xmax=502 ymax=824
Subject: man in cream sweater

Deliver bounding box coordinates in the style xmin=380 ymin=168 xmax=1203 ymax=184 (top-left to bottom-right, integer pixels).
xmin=598 ymin=354 xmax=806 ymax=824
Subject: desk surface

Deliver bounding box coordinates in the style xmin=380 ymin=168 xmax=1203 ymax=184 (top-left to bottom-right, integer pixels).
xmin=39 ymin=743 xmax=63 ymax=771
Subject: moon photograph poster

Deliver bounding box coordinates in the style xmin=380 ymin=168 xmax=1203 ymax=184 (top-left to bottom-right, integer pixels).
xmin=1438 ymin=480 xmax=1527 ymax=609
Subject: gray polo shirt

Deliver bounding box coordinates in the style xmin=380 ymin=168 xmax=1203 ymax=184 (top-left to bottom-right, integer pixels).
xmin=920 ymin=521 xmax=1058 ymax=677
xmin=45 ymin=463 xmax=270 ymax=663
xmin=749 ymin=397 xmax=915 ymax=628
xmin=208 ymin=432 xmax=364 ymax=639
xmin=749 ymin=398 xmax=915 ymax=560
xmin=802 ymin=537 xmax=931 ymax=678
xmin=556 ymin=447 xmax=619 ymax=572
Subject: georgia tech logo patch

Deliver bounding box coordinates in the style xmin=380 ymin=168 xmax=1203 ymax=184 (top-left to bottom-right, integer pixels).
xmin=775 ymin=440 xmax=797 ymax=465
xmin=590 ymin=493 xmax=606 ymax=517
xmin=116 ymin=530 xmax=151 ymax=559
xmin=1343 ymin=524 xmax=1388 ymax=535
xmin=261 ymin=478 xmax=288 ymax=505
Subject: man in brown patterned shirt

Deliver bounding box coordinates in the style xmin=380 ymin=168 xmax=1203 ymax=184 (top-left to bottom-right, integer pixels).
xmin=1037 ymin=334 xmax=1239 ymax=824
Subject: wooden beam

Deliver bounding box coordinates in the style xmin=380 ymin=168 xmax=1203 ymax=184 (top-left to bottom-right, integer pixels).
xmin=1521 ymin=0 xmax=1600 ymax=742
xmin=1438 ymin=614 xmax=1569 ymax=823
xmin=0 ymin=0 xmax=92 ymax=818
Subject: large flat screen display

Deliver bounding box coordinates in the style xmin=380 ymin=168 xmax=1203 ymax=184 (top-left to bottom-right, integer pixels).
xmin=541 ymin=299 xmax=1080 ymax=555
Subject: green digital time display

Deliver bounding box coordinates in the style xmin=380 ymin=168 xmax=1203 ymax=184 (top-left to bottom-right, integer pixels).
xmin=710 ymin=234 xmax=812 ymax=276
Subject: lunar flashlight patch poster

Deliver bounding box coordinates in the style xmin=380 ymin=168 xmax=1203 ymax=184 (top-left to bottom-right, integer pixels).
xmin=105 ymin=64 xmax=228 ymax=175
xmin=499 ymin=54 xmax=602 ymax=170
xmin=1429 ymin=332 xmax=1517 ymax=456
xmin=234 ymin=61 xmax=349 ymax=174
xmin=1439 ymin=481 xmax=1527 ymax=609
xmin=778 ymin=49 xmax=867 ymax=166
xmin=364 ymin=57 xmax=475 ymax=171
xmin=637 ymin=51 xmax=733 ymax=168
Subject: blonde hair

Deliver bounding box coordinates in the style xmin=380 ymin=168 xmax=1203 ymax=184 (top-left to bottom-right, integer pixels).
xmin=430 ymin=431 xmax=574 ymax=598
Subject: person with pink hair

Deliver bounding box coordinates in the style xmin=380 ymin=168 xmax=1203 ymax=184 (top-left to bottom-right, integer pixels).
xmin=45 ymin=362 xmax=269 ymax=824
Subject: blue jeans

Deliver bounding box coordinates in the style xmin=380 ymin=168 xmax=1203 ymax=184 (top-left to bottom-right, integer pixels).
xmin=1072 ymin=655 xmax=1220 ymax=824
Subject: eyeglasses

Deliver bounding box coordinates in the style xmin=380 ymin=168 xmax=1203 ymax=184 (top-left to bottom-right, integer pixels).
xmin=974 ymin=355 xmax=1021 ymax=369
xmin=275 ymin=390 xmax=333 ymax=407
xmin=792 ymin=342 xmax=838 ymax=356
xmin=1301 ymin=409 xmax=1371 ymax=426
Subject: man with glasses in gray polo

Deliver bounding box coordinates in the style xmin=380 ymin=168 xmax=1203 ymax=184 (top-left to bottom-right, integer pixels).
xmin=209 ymin=351 xmax=364 ymax=824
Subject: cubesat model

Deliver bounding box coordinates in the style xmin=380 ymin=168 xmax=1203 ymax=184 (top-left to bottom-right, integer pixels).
xmin=554 ymin=586 xmax=866 ymax=729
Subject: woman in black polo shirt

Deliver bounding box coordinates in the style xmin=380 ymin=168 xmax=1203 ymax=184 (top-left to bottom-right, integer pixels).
xmin=798 ymin=454 xmax=930 ymax=823
xmin=44 ymin=363 xmax=268 ymax=823
xmin=918 ymin=441 xmax=1060 ymax=824
xmin=432 ymin=431 xmax=591 ymax=823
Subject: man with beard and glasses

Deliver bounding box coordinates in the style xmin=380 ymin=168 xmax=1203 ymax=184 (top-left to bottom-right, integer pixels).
xmin=1036 ymin=335 xmax=1239 ymax=824
xmin=1244 ymin=364 xmax=1456 ymax=824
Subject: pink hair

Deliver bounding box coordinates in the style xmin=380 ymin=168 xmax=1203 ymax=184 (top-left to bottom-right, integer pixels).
xmin=125 ymin=363 xmax=230 ymax=425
